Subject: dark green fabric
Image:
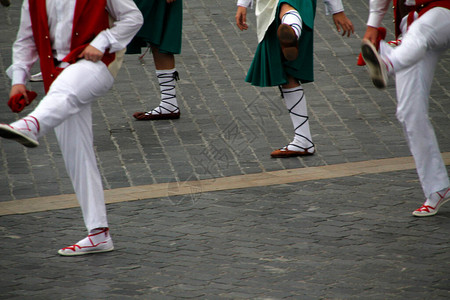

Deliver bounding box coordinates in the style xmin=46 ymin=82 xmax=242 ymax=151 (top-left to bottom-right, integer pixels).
xmin=245 ymin=0 xmax=317 ymax=87
xmin=127 ymin=0 xmax=183 ymax=55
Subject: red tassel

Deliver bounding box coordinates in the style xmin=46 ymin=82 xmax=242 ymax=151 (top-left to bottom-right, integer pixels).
xmin=8 ymin=91 xmax=38 ymax=113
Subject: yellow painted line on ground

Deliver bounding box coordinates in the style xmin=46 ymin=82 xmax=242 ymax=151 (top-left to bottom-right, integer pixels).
xmin=1 ymin=153 xmax=449 ymax=216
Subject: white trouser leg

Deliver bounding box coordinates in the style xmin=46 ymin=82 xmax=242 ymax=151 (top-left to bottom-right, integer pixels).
xmin=31 ymin=60 xmax=114 ymax=137
xmin=29 ymin=59 xmax=113 ymax=231
xmin=395 ymin=50 xmax=449 ymax=199
xmin=55 ymin=105 xmax=108 ymax=231
xmin=388 ymin=7 xmax=450 ymax=72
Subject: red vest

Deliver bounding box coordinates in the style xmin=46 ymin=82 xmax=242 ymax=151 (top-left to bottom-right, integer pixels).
xmin=393 ymin=0 xmax=413 ymax=38
xmin=414 ymin=0 xmax=450 ymax=14
xmin=28 ymin=0 xmax=115 ymax=92
xmin=393 ymin=0 xmax=450 ymax=38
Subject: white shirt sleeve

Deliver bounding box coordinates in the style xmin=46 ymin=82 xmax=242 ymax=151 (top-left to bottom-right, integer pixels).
xmin=6 ymin=0 xmax=39 ymax=86
xmin=367 ymin=0 xmax=392 ymax=28
xmin=90 ymin=0 xmax=144 ymax=54
xmin=323 ymin=0 xmax=344 ymax=15
xmin=237 ymin=0 xmax=253 ymax=8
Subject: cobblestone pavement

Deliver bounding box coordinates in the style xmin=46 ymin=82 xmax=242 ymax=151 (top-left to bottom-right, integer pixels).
xmin=0 ymin=0 xmax=449 ymax=299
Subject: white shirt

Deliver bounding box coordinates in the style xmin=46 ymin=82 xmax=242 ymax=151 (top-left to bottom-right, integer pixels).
xmin=367 ymin=0 xmax=416 ymax=28
xmin=46 ymin=0 xmax=77 ymax=61
xmin=237 ymin=0 xmax=345 ymax=43
xmin=237 ymin=0 xmax=345 ymax=15
xmin=7 ymin=0 xmax=143 ymax=86
xmin=366 ymin=0 xmax=392 ymax=28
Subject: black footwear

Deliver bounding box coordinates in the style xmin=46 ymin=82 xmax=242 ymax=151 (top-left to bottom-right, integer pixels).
xmin=1 ymin=0 xmax=11 ymax=7
xmin=133 ymin=110 xmax=180 ymax=120
xmin=361 ymin=39 xmax=388 ymax=89
xmin=270 ymin=144 xmax=315 ymax=158
xmin=277 ymin=24 xmax=298 ymax=61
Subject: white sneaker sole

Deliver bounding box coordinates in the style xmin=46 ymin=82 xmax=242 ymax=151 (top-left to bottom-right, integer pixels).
xmin=30 ymin=72 xmax=43 ymax=82
xmin=361 ymin=40 xmax=388 ymax=89
xmin=0 ymin=124 xmax=39 ymax=148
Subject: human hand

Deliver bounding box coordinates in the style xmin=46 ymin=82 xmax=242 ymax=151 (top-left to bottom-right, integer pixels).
xmin=362 ymin=26 xmax=379 ymax=45
xmin=8 ymin=85 xmax=38 ymax=113
xmin=9 ymin=84 xmax=28 ymax=103
xmin=236 ymin=6 xmax=248 ymax=31
xmin=78 ymin=45 xmax=104 ymax=62
xmin=332 ymin=12 xmax=354 ymax=37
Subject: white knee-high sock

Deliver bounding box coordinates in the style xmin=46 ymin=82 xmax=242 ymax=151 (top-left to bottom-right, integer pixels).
xmin=281 ymin=10 xmax=302 ymax=39
xmin=151 ymin=68 xmax=179 ymax=114
xmin=282 ymin=86 xmax=314 ymax=152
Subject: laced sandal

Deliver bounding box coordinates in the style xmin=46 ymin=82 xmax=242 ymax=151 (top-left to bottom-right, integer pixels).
xmin=277 ymin=24 xmax=298 ymax=61
xmin=271 ymin=143 xmax=315 ymax=158
xmin=133 ymin=71 xmax=180 ymax=120
xmin=133 ymin=109 xmax=180 ymax=120
xmin=361 ymin=39 xmax=390 ymax=89
xmin=0 ymin=117 xmax=39 ymax=148
xmin=58 ymin=228 xmax=114 ymax=256
xmin=413 ymin=188 xmax=450 ymax=217
xmin=273 ymin=87 xmax=315 ymax=158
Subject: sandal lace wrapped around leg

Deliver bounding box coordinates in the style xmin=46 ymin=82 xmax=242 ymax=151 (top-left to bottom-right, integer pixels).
xmin=271 ymin=86 xmax=315 ymax=158
xmin=133 ymin=71 xmax=180 ymax=120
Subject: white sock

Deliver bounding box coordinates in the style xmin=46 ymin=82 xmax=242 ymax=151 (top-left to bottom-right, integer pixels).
xmin=67 ymin=228 xmax=111 ymax=248
xmin=10 ymin=115 xmax=40 ymax=135
xmin=379 ymin=41 xmax=395 ymax=76
xmin=281 ymin=10 xmax=302 ymax=40
xmin=282 ymin=86 xmax=314 ymax=152
xmin=425 ymin=187 xmax=450 ymax=207
xmin=85 ymin=228 xmax=110 ymax=244
xmin=151 ymin=68 xmax=179 ymax=114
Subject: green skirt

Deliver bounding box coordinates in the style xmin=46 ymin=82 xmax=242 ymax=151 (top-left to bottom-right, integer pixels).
xmin=246 ymin=0 xmax=317 ymax=87
xmin=127 ymin=0 xmax=183 ymax=55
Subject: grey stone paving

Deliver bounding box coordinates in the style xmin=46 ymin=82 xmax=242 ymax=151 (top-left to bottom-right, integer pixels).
xmin=1 ymin=171 xmax=450 ymax=299
xmin=0 ymin=0 xmax=449 ymax=299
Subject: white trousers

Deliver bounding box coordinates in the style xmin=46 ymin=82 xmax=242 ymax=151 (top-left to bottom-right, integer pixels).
xmin=381 ymin=7 xmax=450 ymax=198
xmin=31 ymin=59 xmax=114 ymax=231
